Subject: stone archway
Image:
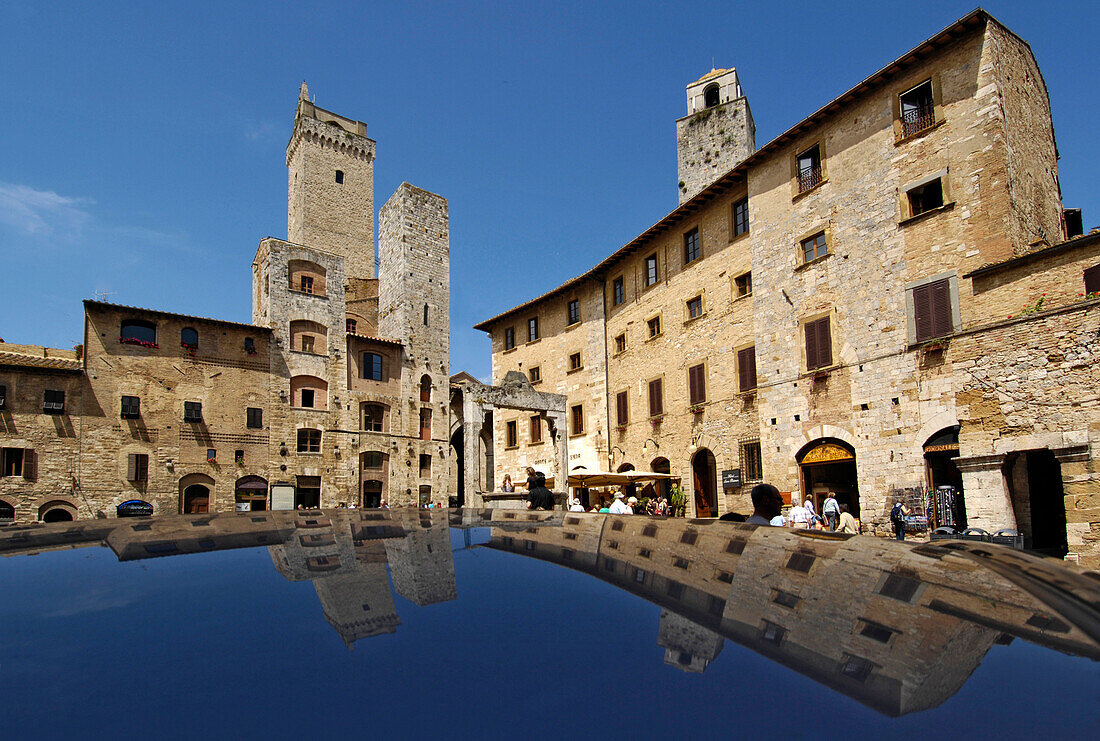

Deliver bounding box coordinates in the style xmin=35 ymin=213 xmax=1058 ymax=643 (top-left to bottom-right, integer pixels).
xmin=797 ymin=438 xmax=859 ymax=517
xmin=179 ymin=473 xmax=215 ymax=514
xmin=39 ymin=500 xmax=76 ymax=522
xmin=691 ymin=448 xmax=717 ymax=518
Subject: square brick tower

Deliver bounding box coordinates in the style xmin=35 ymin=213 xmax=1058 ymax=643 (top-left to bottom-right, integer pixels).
xmin=287 ymin=82 xmax=377 ymax=281
xmin=676 ymin=67 xmax=756 ymax=203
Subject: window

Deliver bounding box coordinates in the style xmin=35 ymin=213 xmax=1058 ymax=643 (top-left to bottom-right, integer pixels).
xmin=0 ymin=384 xmax=6 ymax=410
xmin=613 ymin=276 xmax=625 ymax=306
xmin=184 ymin=401 xmax=202 ymax=423
xmin=180 ymin=327 xmax=198 ymax=349
xmin=796 ymin=144 xmax=823 ymax=193
xmin=42 ymin=389 xmax=64 ymax=414
xmin=244 ymin=337 xmax=255 ymax=354
xmin=666 ymin=581 xmax=684 ymax=600
xmin=726 ymin=538 xmax=746 ymax=555
xmin=907 ymin=178 xmax=944 ymax=218
xmin=297 ymin=428 xmax=321 ymax=453
xmin=786 ymin=552 xmax=816 ymax=573
xmin=121 ymin=395 xmax=141 ymax=419
xmin=912 ymin=278 xmax=953 ymax=342
xmin=127 ymin=453 xmax=149 ymax=482
xmin=735 ymin=272 xmax=752 ymax=297
xmin=801 ymin=231 xmax=827 ymax=263
xmin=246 ymin=407 xmax=262 ymax=429
xmin=420 ymin=408 xmax=432 ymax=440
xmin=614 ymin=333 xmax=626 ymax=354
xmin=362 ymin=403 xmax=385 ymax=431
xmin=346 ymin=318 xmax=357 ymax=334
xmin=615 ymin=391 xmax=628 ymax=426
xmin=644 ymin=254 xmax=659 ymax=287
xmin=419 ymin=454 xmax=432 ymax=477
xmin=762 ymin=621 xmax=787 ymax=646
xmin=688 ymin=363 xmax=706 ymax=405
xmin=120 ymin=319 xmax=157 ymax=347
xmin=741 ymin=441 xmax=762 ymax=482
xmin=1 ymin=448 xmax=35 ymax=479
xmin=840 ymin=656 xmax=874 ymax=682
xmin=571 ymin=404 xmax=584 ymax=435
xmin=680 ymin=530 xmax=697 ymax=545
xmin=569 ymin=352 xmax=582 ymax=371
xmin=899 ymin=80 xmax=935 ymax=137
xmin=300 ymin=389 xmax=315 ymax=408
xmin=611 ymin=520 xmax=625 ymax=532
xmin=703 ymin=83 xmax=719 ymax=108
xmin=527 ymin=317 xmax=539 ymax=342
xmin=805 ymin=316 xmax=833 ymax=370
xmin=506 ymin=420 xmax=518 ymax=448
xmin=420 ymin=375 xmax=432 ymax=402
xmin=1084 ymin=264 xmax=1100 ymax=295
xmin=634 ymin=568 xmax=647 ymax=584
xmin=362 ymin=352 xmax=384 ymax=381
xmin=423 ymin=304 xmax=429 ymax=326
xmin=335 ymin=169 xmax=344 ymax=184
xmin=859 ymin=621 xmax=896 ymax=644
xmin=673 ymin=557 xmax=690 ymax=569
xmin=648 ymin=378 xmax=663 ymax=417
xmin=528 ymin=366 xmax=541 ymax=384
xmin=300 ymin=275 xmax=314 ymax=294
xmin=504 ymin=326 xmax=515 ymax=350
xmin=738 ymin=346 xmax=757 ymax=391
xmin=647 ymin=316 xmax=661 ymax=338
xmin=683 ymin=228 xmax=700 ymax=264
xmin=567 ymin=299 xmax=580 ymax=325
xmin=363 ymin=451 xmax=384 ymax=469
xmin=733 ymin=197 xmax=749 ymax=237
xmin=878 ymin=573 xmax=920 ymax=603
xmin=773 ymin=590 xmax=800 ymax=609
xmin=301 ymin=335 xmax=315 ymax=354
xmin=235 ymin=449 xmax=244 ymax=464
xmin=686 ymin=296 xmax=703 ymax=319
xmin=529 ymin=415 xmax=542 ymax=444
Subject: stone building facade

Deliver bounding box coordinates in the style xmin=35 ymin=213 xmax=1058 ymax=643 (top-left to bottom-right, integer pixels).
xmin=475 ymin=10 xmax=1100 ymax=565
xmin=0 ymin=84 xmax=452 ymax=522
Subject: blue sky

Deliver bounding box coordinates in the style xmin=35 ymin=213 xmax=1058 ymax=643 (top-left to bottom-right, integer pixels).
xmin=2 ymin=0 xmax=1097 ymax=380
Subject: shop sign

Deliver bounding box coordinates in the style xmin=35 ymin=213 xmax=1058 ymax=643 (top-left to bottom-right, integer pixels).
xmin=722 ymin=469 xmax=741 ymax=489
xmin=116 ymin=500 xmax=153 ymax=517
xmin=801 ymin=443 xmax=854 ymax=465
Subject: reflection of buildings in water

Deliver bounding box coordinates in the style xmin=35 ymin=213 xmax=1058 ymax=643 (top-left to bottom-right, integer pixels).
xmin=385 ymin=509 xmax=458 ymax=606
xmin=487 ymin=514 xmax=1100 ymax=716
xmin=657 ymin=609 xmax=723 ymax=674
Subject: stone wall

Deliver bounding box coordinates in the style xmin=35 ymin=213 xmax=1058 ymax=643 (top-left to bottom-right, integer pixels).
xmin=676 ymin=96 xmax=754 ymax=204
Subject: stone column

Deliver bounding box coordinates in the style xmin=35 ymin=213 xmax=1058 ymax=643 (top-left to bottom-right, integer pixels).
xmin=461 ymin=396 xmax=486 ymax=508
xmin=954 ymin=453 xmax=1017 ymax=532
xmin=546 ymin=410 xmax=569 ymax=498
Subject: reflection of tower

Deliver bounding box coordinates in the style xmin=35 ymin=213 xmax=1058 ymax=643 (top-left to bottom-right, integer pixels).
xmin=657 ymin=609 xmax=724 ymax=673
xmin=384 ymin=513 xmax=457 ymax=606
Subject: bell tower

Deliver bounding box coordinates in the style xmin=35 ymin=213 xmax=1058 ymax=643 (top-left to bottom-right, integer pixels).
xmin=676 ymin=67 xmax=755 ymax=204
xmin=286 ymin=82 xmax=377 ymax=280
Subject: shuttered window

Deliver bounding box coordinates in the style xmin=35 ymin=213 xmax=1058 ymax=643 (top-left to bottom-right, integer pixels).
xmin=738 ymin=346 xmax=757 ymax=391
xmin=420 ymin=408 xmax=432 ymax=440
xmin=616 ymin=391 xmax=628 ymax=426
xmin=506 ymin=420 xmax=518 ymax=448
xmin=23 ymin=448 xmax=36 ymax=480
xmin=688 ymin=364 xmax=706 ymax=405
xmin=121 ymin=395 xmax=141 ymax=419
xmin=912 ymin=279 xmax=952 ymax=342
xmin=1084 ymin=264 xmax=1100 ymax=295
xmin=529 ymin=415 xmax=542 ymax=443
xmin=127 ymin=453 xmax=149 ymax=482
xmin=805 ymin=317 xmax=833 ymax=371
xmin=648 ymin=378 xmax=663 ymax=417
xmin=504 ymin=327 xmax=515 ymax=350
xmin=571 ymin=405 xmax=584 ymax=435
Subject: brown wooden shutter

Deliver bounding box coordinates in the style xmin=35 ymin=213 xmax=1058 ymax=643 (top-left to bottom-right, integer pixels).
xmin=688 ymin=365 xmax=705 ymax=405
xmin=616 ymin=392 xmax=628 ymax=425
xmin=929 ymin=279 xmax=952 ymax=338
xmin=1084 ymin=264 xmax=1100 ymax=295
xmin=913 ymin=283 xmax=934 ymax=342
xmin=817 ymin=318 xmax=832 ymax=367
xmin=23 ymin=449 xmax=36 ymax=481
xmin=738 ymin=347 xmax=757 ymax=391
xmin=805 ymin=320 xmax=819 ymax=370
xmin=649 ymin=379 xmax=663 ymax=417
xmin=127 ymin=453 xmax=137 ymax=481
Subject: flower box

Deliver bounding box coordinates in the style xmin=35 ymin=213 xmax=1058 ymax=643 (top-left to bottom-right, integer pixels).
xmin=689 ymin=404 xmax=705 ymax=414
xmin=119 ymin=337 xmax=158 ymax=349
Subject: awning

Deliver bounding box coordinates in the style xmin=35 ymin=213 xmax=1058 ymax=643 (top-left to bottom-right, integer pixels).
xmin=566 ymin=470 xmax=681 ymax=487
xmin=235 ymin=480 xmax=269 ymax=490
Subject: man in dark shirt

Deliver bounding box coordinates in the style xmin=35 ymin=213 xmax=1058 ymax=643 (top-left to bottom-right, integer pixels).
xmin=527 ymin=473 xmax=556 ymax=510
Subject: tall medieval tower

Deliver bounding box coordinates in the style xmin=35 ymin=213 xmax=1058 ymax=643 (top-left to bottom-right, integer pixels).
xmin=676 ymin=67 xmax=755 ymax=203
xmin=287 ymin=82 xmax=377 ymax=281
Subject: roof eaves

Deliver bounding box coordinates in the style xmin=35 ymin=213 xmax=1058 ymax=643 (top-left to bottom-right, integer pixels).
xmin=962 ymin=231 xmax=1100 ymax=279
xmin=83 ymin=300 xmax=272 ymax=332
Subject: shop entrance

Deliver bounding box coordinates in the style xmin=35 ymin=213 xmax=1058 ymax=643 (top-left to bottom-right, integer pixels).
xmin=691 ymin=448 xmax=717 ymax=518
xmin=363 ymin=481 xmax=383 ymax=508
xmin=182 ymin=485 xmax=210 ymax=514
xmin=234 ymin=476 xmax=268 ymax=512
xmin=923 ymin=427 xmax=966 ymax=529
xmin=1025 ymin=450 xmax=1068 ymax=557
xmin=651 ymin=457 xmax=672 ymax=500
xmin=798 ymin=439 xmax=859 ymax=517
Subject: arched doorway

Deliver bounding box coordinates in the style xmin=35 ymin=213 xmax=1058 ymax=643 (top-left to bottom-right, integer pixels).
xmin=617 ymin=462 xmax=637 ymax=499
xmin=0 ymin=499 xmax=15 ymax=524
xmin=183 ymin=485 xmax=210 ymax=514
xmin=235 ymin=476 xmax=268 ymax=512
xmin=450 ymin=428 xmax=465 ymax=507
xmin=651 ymin=457 xmax=671 ymax=500
xmin=691 ymin=448 xmax=717 ymax=517
xmin=924 ymin=426 xmax=966 ymax=529
xmin=798 ymin=439 xmax=859 ymax=517
xmin=39 ymin=501 xmax=75 ymax=522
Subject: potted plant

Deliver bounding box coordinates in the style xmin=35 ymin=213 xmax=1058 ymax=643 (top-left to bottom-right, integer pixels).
xmin=669 ymin=483 xmax=686 ymax=518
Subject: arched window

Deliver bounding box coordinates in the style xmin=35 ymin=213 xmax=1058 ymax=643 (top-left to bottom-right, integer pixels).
xmin=181 ymin=327 xmax=198 ymax=349
xmin=289 ymin=320 xmax=328 ymax=355
xmin=704 ymin=83 xmax=720 ymax=108
xmin=288 ymin=259 xmax=327 ymax=296
xmin=0 ymin=500 xmax=14 ymax=524
xmin=120 ymin=319 xmax=157 ymax=347
xmin=290 ymin=375 xmax=328 ymax=409
xmin=362 ymin=352 xmax=385 ymax=381
xmin=361 ymin=403 xmax=388 ymax=432
xmin=335 ymin=170 xmax=344 ymax=184
xmin=420 ymin=374 xmax=432 ymax=402
xmin=297 ymin=428 xmax=322 ymax=453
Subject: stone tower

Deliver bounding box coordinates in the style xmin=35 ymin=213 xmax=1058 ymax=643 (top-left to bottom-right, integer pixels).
xmin=676 ymin=67 xmax=756 ymax=204
xmin=378 ymin=183 xmax=450 ymax=504
xmin=287 ymin=82 xmax=377 ymax=281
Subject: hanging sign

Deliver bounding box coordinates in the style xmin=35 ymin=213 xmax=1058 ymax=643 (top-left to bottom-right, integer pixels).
xmin=722 ymin=469 xmax=742 ymax=489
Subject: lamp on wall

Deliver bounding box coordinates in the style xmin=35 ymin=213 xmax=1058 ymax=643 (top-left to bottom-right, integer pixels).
xmin=644 ymin=438 xmax=659 ymax=452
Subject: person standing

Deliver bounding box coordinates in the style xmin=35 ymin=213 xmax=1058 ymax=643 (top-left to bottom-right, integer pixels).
xmin=822 ymin=493 xmax=840 ymax=531
xmin=527 ymin=473 xmax=556 ymax=510
xmin=788 ymin=499 xmax=811 ymax=528
xmin=890 ymin=499 xmax=911 ymax=541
